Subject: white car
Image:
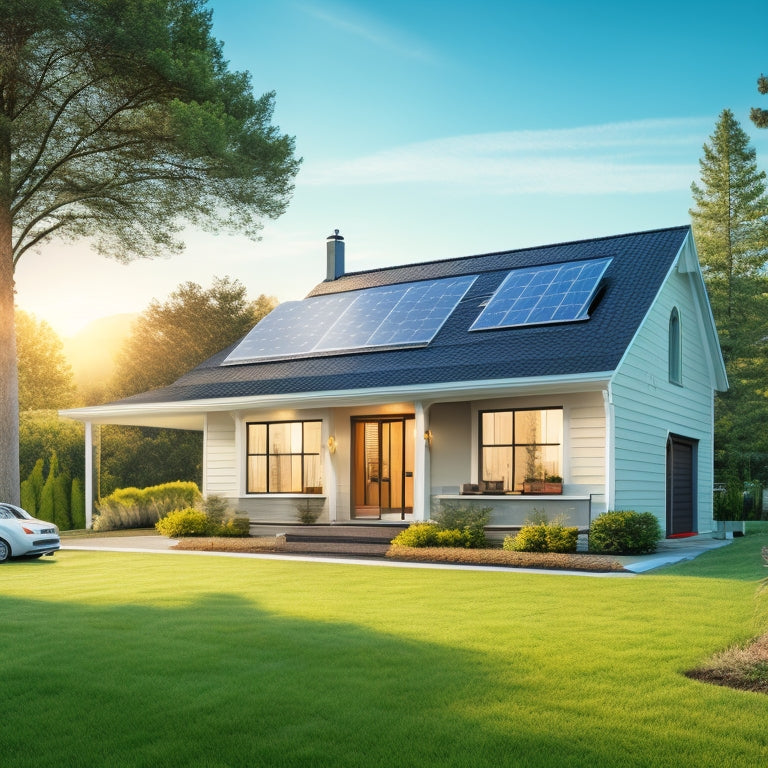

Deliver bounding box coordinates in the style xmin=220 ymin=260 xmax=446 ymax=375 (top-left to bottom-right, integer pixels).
xmin=0 ymin=503 xmax=60 ymax=562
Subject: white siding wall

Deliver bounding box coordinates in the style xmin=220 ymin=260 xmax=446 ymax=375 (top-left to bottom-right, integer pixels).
xmin=611 ymin=262 xmax=716 ymax=532
xmin=204 ymin=412 xmax=238 ymax=497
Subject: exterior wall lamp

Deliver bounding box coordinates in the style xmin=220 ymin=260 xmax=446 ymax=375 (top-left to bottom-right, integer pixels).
xmin=327 ymin=436 xmax=337 ymax=454
xmin=423 ymin=429 xmax=433 ymax=447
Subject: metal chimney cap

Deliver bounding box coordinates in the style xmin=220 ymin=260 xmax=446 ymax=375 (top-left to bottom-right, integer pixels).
xmin=327 ymin=229 xmax=344 ymax=240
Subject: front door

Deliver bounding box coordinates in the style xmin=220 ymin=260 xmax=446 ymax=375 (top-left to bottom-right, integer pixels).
xmin=352 ymin=417 xmax=414 ymax=519
xmin=666 ymin=435 xmax=697 ymax=536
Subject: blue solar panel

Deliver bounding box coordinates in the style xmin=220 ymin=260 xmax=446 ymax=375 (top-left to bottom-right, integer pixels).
xmin=470 ymin=257 xmax=611 ymax=331
xmin=223 ymin=274 xmax=477 ymax=364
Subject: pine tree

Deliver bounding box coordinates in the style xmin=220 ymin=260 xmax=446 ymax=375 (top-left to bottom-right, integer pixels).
xmin=690 ymin=109 xmax=768 ymax=480
xmin=70 ymin=477 xmax=85 ymax=530
xmin=38 ymin=454 xmax=57 ymax=524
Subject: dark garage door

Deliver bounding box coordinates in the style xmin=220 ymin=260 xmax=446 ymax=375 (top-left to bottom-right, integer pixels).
xmin=666 ymin=435 xmax=697 ymax=536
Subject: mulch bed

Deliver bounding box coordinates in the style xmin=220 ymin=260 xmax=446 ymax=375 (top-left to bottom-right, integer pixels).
xmin=171 ymin=537 xmax=627 ymax=572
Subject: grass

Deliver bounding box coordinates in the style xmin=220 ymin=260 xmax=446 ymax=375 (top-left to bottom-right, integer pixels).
xmin=1 ymin=532 xmax=768 ymax=767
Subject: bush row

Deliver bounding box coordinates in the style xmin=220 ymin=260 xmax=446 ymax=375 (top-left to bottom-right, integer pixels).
xmin=393 ymin=507 xmax=662 ymax=556
xmin=94 ymin=481 xmax=201 ymax=531
xmin=391 ymin=504 xmax=491 ymax=549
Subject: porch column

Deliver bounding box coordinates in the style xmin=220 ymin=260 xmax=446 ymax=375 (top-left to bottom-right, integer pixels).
xmin=323 ymin=413 xmax=337 ymax=523
xmin=84 ymin=421 xmax=93 ymax=529
xmin=413 ymin=402 xmax=431 ymax=521
xmin=603 ymin=387 xmax=615 ymax=511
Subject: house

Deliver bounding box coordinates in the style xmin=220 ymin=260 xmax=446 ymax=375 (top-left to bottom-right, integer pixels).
xmin=62 ymin=225 xmax=727 ymax=536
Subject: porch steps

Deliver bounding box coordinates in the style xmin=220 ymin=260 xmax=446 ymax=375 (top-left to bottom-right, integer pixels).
xmin=249 ymin=523 xmax=409 ymax=558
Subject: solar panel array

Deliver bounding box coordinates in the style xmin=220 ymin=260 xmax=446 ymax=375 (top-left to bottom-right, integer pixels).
xmin=470 ymin=257 xmax=612 ymax=331
xmin=223 ymin=274 xmax=478 ymax=365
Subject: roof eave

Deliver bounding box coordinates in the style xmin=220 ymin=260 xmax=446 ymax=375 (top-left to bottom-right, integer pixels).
xmin=59 ymin=372 xmax=614 ymax=427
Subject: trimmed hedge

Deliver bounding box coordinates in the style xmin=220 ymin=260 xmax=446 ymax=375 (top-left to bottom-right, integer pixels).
xmin=588 ymin=511 xmax=661 ymax=555
xmin=391 ymin=503 xmax=492 ymax=549
xmin=503 ymin=523 xmax=578 ymax=554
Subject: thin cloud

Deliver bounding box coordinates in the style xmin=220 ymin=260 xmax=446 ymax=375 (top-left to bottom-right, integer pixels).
xmin=297 ymin=2 xmax=440 ymax=63
xmin=300 ymin=118 xmax=712 ymax=195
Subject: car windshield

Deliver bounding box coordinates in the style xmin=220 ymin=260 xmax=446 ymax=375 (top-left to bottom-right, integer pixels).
xmin=0 ymin=505 xmax=30 ymax=519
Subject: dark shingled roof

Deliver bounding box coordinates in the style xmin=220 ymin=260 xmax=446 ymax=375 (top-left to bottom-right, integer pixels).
xmin=113 ymin=226 xmax=691 ymax=405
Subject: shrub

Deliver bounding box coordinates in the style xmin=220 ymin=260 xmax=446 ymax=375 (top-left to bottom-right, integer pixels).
xmin=391 ymin=522 xmax=440 ymax=548
xmin=503 ymin=524 xmax=579 ymax=554
xmin=432 ymin=503 xmax=491 ymax=548
xmin=503 ymin=510 xmax=579 ymax=554
xmin=504 ymin=523 xmax=549 ymax=552
xmin=156 ymin=509 xmax=213 ymax=537
xmin=543 ymin=524 xmax=579 ymax=553
xmin=589 ymin=511 xmax=662 ymax=555
xmin=94 ymin=481 xmax=201 ymax=531
xmin=296 ymin=498 xmax=324 ymax=525
xmin=216 ymin=516 xmax=251 ymax=537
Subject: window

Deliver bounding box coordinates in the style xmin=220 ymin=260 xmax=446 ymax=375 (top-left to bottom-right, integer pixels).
xmin=669 ymin=307 xmax=682 ymax=385
xmin=479 ymin=409 xmax=563 ymax=492
xmin=246 ymin=421 xmax=323 ymax=493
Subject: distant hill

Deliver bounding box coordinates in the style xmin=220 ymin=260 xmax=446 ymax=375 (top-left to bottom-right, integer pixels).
xmin=63 ymin=313 xmax=138 ymax=393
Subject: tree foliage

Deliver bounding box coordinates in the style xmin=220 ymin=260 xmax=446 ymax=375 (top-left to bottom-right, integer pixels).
xmin=99 ymin=425 xmax=202 ymax=497
xmin=0 ymin=0 xmax=300 ymax=503
xmin=111 ymin=276 xmax=275 ymax=398
xmin=750 ymin=74 xmax=768 ymax=129
xmin=690 ymin=109 xmax=768 ymax=480
xmin=18 ymin=409 xmax=84 ymax=482
xmin=15 ymin=308 xmax=75 ymax=410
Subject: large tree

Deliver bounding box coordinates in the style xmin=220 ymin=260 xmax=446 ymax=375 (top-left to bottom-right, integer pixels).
xmin=690 ymin=109 xmax=768 ymax=480
xmin=15 ymin=308 xmax=75 ymax=410
xmin=111 ymin=276 xmax=275 ymax=398
xmin=0 ymin=0 xmax=300 ymax=503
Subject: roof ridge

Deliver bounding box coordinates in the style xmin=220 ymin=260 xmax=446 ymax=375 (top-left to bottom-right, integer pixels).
xmin=322 ymin=225 xmax=691 ymax=282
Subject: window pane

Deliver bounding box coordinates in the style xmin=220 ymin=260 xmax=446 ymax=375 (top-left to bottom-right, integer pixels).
xmin=482 ymin=447 xmax=511 ymax=490
xmin=482 ymin=411 xmax=512 ymax=445
xmin=540 ymin=445 xmax=561 ymax=479
xmin=247 ymin=456 xmax=267 ymax=493
xmin=515 ymin=409 xmax=562 ymax=444
xmin=518 ymin=444 xmax=542 ymax=481
xmin=304 ymin=421 xmax=322 ymax=453
xmin=515 ymin=410 xmax=542 ymax=444
xmin=269 ymin=455 xmax=301 ymax=492
xmin=248 ymin=424 xmax=267 ymax=454
xmin=541 ymin=410 xmax=563 ymax=444
xmin=269 ymin=423 xmax=292 ymax=454
xmin=304 ymin=455 xmax=322 ymax=492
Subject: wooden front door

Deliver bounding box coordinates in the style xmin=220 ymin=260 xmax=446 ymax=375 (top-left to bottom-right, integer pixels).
xmin=352 ymin=417 xmax=414 ymax=519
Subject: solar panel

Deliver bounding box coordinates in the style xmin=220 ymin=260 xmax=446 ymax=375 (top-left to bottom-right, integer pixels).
xmin=470 ymin=257 xmax=611 ymax=331
xmin=223 ymin=274 xmax=477 ymax=365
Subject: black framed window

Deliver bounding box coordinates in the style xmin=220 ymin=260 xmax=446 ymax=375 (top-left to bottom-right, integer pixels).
xmin=246 ymin=421 xmax=322 ymax=493
xmin=480 ymin=408 xmax=563 ymax=492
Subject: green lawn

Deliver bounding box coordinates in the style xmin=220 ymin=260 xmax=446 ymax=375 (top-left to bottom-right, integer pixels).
xmin=1 ymin=533 xmax=767 ymax=768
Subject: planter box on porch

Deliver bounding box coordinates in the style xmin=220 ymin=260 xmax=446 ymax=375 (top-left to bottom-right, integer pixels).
xmin=522 ymin=481 xmax=563 ymax=495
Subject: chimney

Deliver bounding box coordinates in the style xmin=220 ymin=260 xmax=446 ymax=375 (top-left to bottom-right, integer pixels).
xmin=326 ymin=229 xmax=345 ymax=280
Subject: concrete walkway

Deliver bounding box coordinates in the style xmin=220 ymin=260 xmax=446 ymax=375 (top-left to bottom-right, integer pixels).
xmin=60 ymin=531 xmax=733 ymax=576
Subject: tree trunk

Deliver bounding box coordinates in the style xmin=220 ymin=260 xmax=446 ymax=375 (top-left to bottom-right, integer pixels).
xmin=0 ymin=198 xmax=19 ymax=505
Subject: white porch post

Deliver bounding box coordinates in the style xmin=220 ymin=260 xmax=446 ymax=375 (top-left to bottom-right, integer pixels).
xmin=323 ymin=413 xmax=337 ymax=523
xmin=603 ymin=387 xmax=615 ymax=512
xmin=84 ymin=421 xmax=93 ymax=529
xmin=413 ymin=402 xmax=431 ymax=521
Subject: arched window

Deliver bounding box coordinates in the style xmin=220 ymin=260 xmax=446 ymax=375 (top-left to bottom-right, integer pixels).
xmin=669 ymin=308 xmax=682 ymax=385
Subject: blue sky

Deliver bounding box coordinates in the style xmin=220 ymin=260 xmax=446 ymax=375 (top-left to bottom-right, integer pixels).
xmin=15 ymin=0 xmax=768 ymax=335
